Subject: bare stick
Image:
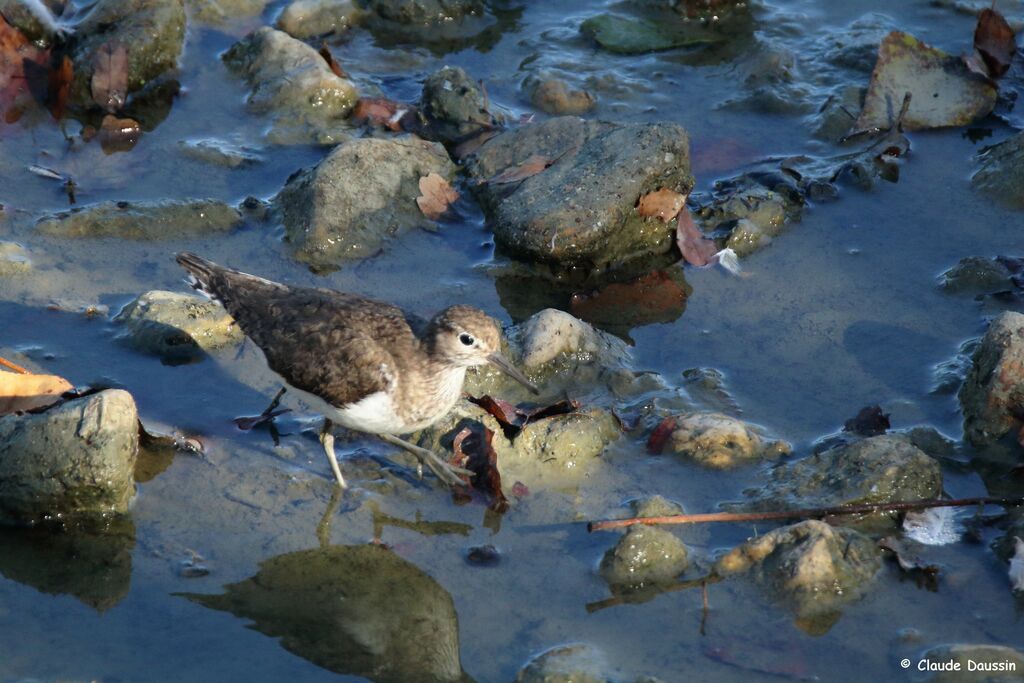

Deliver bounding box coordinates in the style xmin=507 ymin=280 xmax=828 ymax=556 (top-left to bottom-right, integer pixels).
xmin=587 ymin=496 xmax=1024 ymax=532
xmin=0 ymin=355 xmax=30 ymax=374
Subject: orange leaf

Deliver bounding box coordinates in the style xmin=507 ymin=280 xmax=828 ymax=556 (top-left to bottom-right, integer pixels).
xmin=0 ymin=372 xmax=73 ymax=415
xmin=351 ymin=97 xmax=416 ymax=132
xmin=91 ymin=42 xmax=128 ymax=113
xmin=416 ymin=172 xmax=458 ymax=220
xmin=974 ymin=7 xmax=1016 ymax=79
xmin=48 ymin=54 xmax=72 ymax=120
xmin=0 ymin=14 xmax=50 ymax=122
xmin=675 ymin=206 xmax=719 ymax=267
xmin=637 ymin=188 xmax=686 ymax=222
xmin=319 ymin=43 xmax=349 ymax=79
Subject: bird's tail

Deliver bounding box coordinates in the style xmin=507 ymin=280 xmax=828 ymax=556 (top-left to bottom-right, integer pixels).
xmin=175 ymin=251 xmax=220 ymax=298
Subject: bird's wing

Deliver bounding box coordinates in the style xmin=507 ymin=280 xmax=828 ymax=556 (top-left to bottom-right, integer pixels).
xmin=177 ymin=253 xmax=414 ymax=407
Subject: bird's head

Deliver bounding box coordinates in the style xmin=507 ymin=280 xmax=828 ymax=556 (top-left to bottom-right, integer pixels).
xmin=430 ymin=305 xmax=538 ymax=394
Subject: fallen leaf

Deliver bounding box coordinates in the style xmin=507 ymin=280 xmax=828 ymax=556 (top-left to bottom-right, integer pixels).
xmin=1010 ymin=536 xmax=1024 ymax=593
xmin=48 ymin=54 xmax=72 ymax=120
xmin=637 ymin=188 xmax=687 ymax=222
xmin=0 ymin=371 xmax=73 ymax=415
xmin=468 ymin=395 xmax=581 ymax=440
xmin=483 ymin=154 xmax=551 ymax=185
xmin=646 ymin=415 xmax=679 ymax=454
xmin=416 ymin=172 xmax=458 ymax=220
xmin=0 ymin=14 xmax=50 ymax=122
xmin=351 ymin=97 xmax=418 ymax=132
xmin=855 ymin=31 xmax=997 ymax=132
xmin=91 ymin=42 xmax=128 ymax=113
xmin=570 ymin=270 xmax=689 ymax=329
xmin=842 ymin=405 xmax=890 ymax=436
xmin=318 ymin=43 xmax=348 ymax=79
xmin=902 ymin=506 xmax=962 ymax=546
xmin=98 ymin=114 xmax=141 ymax=153
xmin=450 ymin=424 xmax=508 ymax=513
xmin=878 ymin=536 xmax=940 ymax=591
xmin=974 ymin=7 xmax=1016 ymax=79
xmin=675 ymin=207 xmax=719 ymax=267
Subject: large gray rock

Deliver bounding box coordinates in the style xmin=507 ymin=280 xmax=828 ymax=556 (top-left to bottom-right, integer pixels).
xmin=465 ymin=117 xmax=694 ymax=270
xmin=746 ymin=435 xmax=942 ymax=529
xmin=68 ymin=0 xmax=186 ymax=107
xmin=223 ymin=27 xmax=358 ymax=144
xmin=276 ymin=0 xmax=362 ymax=39
xmin=36 ymin=199 xmax=243 ymax=239
xmin=274 ymin=136 xmax=456 ymax=267
xmin=115 ymin=290 xmax=244 ymax=362
xmin=960 ymin=312 xmax=1024 ymax=447
xmin=715 ymin=520 xmax=881 ymax=626
xmin=972 ymin=131 xmax=1024 ymax=210
xmin=0 ymin=390 xmax=139 ymax=523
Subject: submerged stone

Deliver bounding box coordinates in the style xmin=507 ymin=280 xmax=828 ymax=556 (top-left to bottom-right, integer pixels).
xmin=36 ymin=199 xmax=243 ymax=239
xmin=600 ymin=525 xmax=689 ymax=590
xmin=276 ymin=0 xmax=362 ymax=38
xmin=115 ymin=290 xmax=244 ymax=362
xmin=940 ymin=256 xmax=1016 ymax=294
xmin=526 ymin=76 xmax=597 ymax=116
xmin=186 ymin=0 xmax=271 ymax=24
xmin=0 ymin=241 xmax=31 ymax=276
xmin=972 ymin=131 xmax=1024 ymax=211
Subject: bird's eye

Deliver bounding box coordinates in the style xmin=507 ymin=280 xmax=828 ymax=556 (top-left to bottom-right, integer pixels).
xmin=459 ymin=333 xmax=475 ymax=346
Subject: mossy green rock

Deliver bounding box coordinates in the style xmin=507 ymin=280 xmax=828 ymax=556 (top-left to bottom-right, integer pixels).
xmin=36 ymin=199 xmax=242 ymax=239
xmin=600 ymin=526 xmax=689 ymax=589
xmin=115 ymin=290 xmax=244 ymax=362
xmin=580 ymin=14 xmax=722 ymax=55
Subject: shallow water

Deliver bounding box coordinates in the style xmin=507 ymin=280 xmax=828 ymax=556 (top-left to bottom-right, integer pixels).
xmin=1 ymin=0 xmax=1023 ymax=681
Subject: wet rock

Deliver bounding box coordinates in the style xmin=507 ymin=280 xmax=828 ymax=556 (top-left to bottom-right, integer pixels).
xmin=919 ymin=644 xmax=1024 ymax=682
xmin=580 ymin=12 xmax=724 ymax=55
xmin=0 ymin=390 xmax=138 ymax=523
xmin=420 ymin=66 xmax=496 ymax=145
xmin=223 ymin=27 xmax=358 ymax=144
xmin=36 ymin=199 xmax=243 ymax=239
xmin=68 ymin=0 xmax=186 ymax=108
xmin=812 ymin=85 xmax=864 ymax=142
xmin=699 ymin=185 xmax=789 ymax=257
xmin=186 ymin=0 xmax=270 ymax=24
xmin=600 ymin=525 xmax=689 ymax=590
xmin=276 ymin=0 xmax=362 ymax=39
xmin=498 ymin=406 xmax=622 ymax=483
xmin=515 ymin=643 xmax=611 ymax=683
xmin=274 ymin=136 xmax=456 ymax=267
xmin=179 ymin=138 xmax=263 ymax=168
xmin=184 ymin=544 xmax=469 ymax=681
xmin=972 ymin=131 xmax=1024 ymax=210
xmin=940 ymin=256 xmax=1016 ymax=294
xmin=747 ymin=435 xmax=942 ymax=528
xmin=465 ymin=117 xmax=694 ymax=271
xmin=629 ymin=494 xmax=684 ymax=518
xmin=366 ymin=0 xmax=482 ymax=24
xmin=661 ymin=412 xmax=791 ymax=469
xmin=0 ymin=241 xmax=31 ymax=276
xmin=0 ymin=0 xmax=62 ymax=43
xmin=959 ymin=311 xmax=1024 ymax=447
xmin=715 ymin=520 xmax=881 ymax=624
xmin=115 ymin=290 xmax=243 ymax=362
xmin=526 ymin=76 xmax=596 ymax=116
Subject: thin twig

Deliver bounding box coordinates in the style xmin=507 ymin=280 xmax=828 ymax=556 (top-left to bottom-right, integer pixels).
xmin=587 ymin=496 xmax=1024 ymax=532
xmin=0 ymin=355 xmax=30 ymax=374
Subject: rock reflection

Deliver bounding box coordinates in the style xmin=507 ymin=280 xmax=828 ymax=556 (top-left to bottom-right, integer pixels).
xmin=183 ymin=544 xmax=473 ymax=683
xmin=0 ymin=516 xmax=135 ymax=611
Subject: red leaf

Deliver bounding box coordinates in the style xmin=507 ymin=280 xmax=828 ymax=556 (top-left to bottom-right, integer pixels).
xmin=468 ymin=395 xmax=581 ymax=440
xmin=974 ymin=7 xmax=1017 ymax=79
xmin=318 ymin=43 xmax=349 ymax=79
xmin=91 ymin=42 xmax=128 ymax=113
xmin=646 ymin=416 xmax=679 ymax=454
xmin=675 ymin=207 xmax=719 ymax=267
xmin=0 ymin=14 xmax=50 ymax=121
xmin=450 ymin=424 xmax=508 ymax=513
xmin=351 ymin=96 xmax=418 ymax=132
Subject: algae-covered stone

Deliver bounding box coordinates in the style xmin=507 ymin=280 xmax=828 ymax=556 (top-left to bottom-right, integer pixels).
xmin=179 ymin=139 xmax=263 ymax=168
xmin=421 ymin=66 xmax=496 ymax=145
xmin=115 ymin=290 xmax=244 ymax=362
xmin=972 ymin=131 xmax=1024 ymax=210
xmin=959 ymin=311 xmax=1024 ymax=447
xmin=36 ymin=199 xmax=242 ymax=239
xmin=274 ymin=136 xmax=456 ymax=267
xmin=662 ymin=412 xmax=790 ymax=469
xmin=0 ymin=390 xmax=138 ymax=523
xmin=223 ymin=27 xmax=358 ymax=144
xmin=0 ymin=241 xmax=31 ymax=276
xmin=629 ymin=495 xmax=684 ymax=518
xmin=600 ymin=526 xmax=689 ymax=590
xmin=68 ymin=0 xmax=186 ymax=107
xmin=748 ymin=435 xmax=942 ymax=528
xmin=276 ymin=0 xmax=362 ymax=38
xmin=703 ymin=186 xmax=788 ymax=258
xmin=465 ymin=117 xmax=694 ymax=271
xmin=920 ymin=644 xmax=1024 ymax=682
xmin=500 ymin=407 xmax=621 ymax=480
xmin=515 ymin=643 xmax=611 ymax=683
xmin=580 ymin=13 xmax=723 ymax=55
xmin=716 ymin=520 xmax=881 ymax=624
xmin=940 ymin=256 xmax=1016 ymax=294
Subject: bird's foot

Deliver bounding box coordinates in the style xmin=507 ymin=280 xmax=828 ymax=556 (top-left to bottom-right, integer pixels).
xmin=378 ymin=434 xmax=473 ymax=488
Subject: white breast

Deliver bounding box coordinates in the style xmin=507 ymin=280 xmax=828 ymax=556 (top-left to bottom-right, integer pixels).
xmin=289 ymin=386 xmax=410 ymax=434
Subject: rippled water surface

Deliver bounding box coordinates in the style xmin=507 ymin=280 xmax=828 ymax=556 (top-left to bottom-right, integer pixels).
xmin=1 ymin=0 xmax=1022 ymax=681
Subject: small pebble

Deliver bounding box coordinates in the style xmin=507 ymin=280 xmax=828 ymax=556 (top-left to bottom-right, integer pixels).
xmin=465 ymin=544 xmax=501 ymax=566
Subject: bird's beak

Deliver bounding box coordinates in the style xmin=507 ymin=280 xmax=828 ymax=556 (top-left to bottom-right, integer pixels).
xmin=487 ymin=353 xmax=540 ymax=395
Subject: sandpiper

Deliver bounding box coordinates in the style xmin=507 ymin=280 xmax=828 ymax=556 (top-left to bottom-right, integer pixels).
xmin=176 ymin=252 xmax=538 ymax=489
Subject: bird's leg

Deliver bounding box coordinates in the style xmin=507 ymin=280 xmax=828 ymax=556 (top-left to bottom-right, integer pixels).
xmin=378 ymin=434 xmax=474 ymax=488
xmin=320 ymin=418 xmax=347 ymax=489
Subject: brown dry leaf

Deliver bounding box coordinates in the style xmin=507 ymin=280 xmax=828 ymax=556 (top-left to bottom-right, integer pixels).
xmin=468 ymin=395 xmax=580 ymax=440
xmin=98 ymin=114 xmax=141 ymax=153
xmin=637 ymin=188 xmax=686 ymax=222
xmin=0 ymin=371 xmax=73 ymax=415
xmin=48 ymin=55 xmax=72 ymax=120
xmin=450 ymin=424 xmax=508 ymax=513
xmin=975 ymin=7 xmax=1017 ymax=79
xmin=351 ymin=97 xmax=417 ymax=132
xmin=91 ymin=42 xmax=128 ymax=113
xmin=676 ymin=207 xmax=719 ymax=267
xmin=484 ymin=154 xmax=551 ymax=185
xmin=318 ymin=43 xmax=349 ymax=79
xmin=416 ymin=172 xmax=458 ymax=220
xmin=0 ymin=14 xmax=50 ymax=122
xmin=646 ymin=415 xmax=678 ymax=454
